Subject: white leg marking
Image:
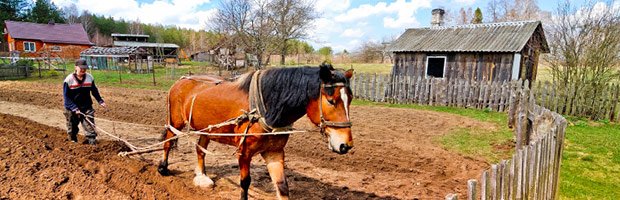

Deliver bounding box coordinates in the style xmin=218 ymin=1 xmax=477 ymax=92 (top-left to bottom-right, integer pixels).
xmin=340 ymin=88 xmax=350 ymax=120
xmin=193 ymin=166 xmax=214 ymax=188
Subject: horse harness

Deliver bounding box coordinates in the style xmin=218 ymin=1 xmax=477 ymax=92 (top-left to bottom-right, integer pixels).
xmin=179 ymin=70 xmax=353 ymax=152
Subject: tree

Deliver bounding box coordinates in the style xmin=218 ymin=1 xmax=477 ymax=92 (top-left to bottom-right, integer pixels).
xmin=472 ymin=7 xmax=483 ymax=24
xmin=0 ymin=0 xmax=29 ymax=50
xmin=211 ymin=0 xmax=275 ymax=68
xmin=355 ymin=41 xmax=383 ymax=63
xmin=486 ymin=0 xmax=543 ymax=22
xmin=545 ymin=1 xmax=620 ymax=117
xmin=458 ymin=8 xmax=469 ymax=25
xmin=317 ymin=46 xmax=332 ymax=61
xmin=28 ymin=0 xmax=64 ymax=24
xmin=62 ymin=3 xmax=79 ymax=24
xmin=268 ymin=0 xmax=317 ymax=65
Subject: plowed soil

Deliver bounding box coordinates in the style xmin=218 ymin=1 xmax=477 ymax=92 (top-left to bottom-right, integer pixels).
xmin=0 ymin=81 xmax=496 ymax=199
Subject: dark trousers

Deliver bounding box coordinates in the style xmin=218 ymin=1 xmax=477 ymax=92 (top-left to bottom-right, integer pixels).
xmin=64 ymin=108 xmax=97 ymax=139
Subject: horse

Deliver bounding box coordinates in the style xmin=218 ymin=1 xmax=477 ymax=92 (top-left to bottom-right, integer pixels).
xmin=158 ymin=63 xmax=354 ymax=199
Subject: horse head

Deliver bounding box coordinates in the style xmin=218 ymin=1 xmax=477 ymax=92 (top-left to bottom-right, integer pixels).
xmin=308 ymin=63 xmax=354 ymax=154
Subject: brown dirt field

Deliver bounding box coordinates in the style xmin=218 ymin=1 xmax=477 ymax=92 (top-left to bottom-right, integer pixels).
xmin=0 ymin=81 xmax=496 ymax=199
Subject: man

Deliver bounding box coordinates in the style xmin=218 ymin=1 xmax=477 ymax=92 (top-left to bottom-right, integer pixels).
xmin=63 ymin=59 xmax=106 ymax=145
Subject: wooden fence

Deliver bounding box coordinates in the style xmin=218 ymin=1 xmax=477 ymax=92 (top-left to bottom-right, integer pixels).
xmin=445 ymin=83 xmax=567 ymax=200
xmin=0 ymin=66 xmax=30 ymax=80
xmin=531 ymin=81 xmax=620 ymax=121
xmin=350 ymin=73 xmax=568 ymax=199
xmin=350 ymin=73 xmax=620 ymax=122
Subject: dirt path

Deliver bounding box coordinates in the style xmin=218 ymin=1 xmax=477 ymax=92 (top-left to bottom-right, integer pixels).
xmin=0 ymin=81 xmax=496 ymax=199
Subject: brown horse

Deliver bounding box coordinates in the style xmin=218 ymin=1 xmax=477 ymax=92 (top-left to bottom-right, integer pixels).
xmin=159 ymin=64 xmax=354 ymax=199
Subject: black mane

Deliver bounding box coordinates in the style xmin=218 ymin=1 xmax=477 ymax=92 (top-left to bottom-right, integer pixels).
xmin=238 ymin=66 xmax=349 ymax=127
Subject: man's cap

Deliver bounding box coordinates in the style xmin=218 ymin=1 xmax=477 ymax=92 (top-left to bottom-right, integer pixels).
xmin=75 ymin=59 xmax=88 ymax=69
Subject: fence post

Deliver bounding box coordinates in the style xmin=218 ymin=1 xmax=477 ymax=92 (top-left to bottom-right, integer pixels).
xmin=445 ymin=193 xmax=458 ymax=200
xmin=467 ymin=179 xmax=477 ymax=200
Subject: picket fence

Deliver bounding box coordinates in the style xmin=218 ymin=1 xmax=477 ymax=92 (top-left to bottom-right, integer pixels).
xmin=350 ymin=73 xmax=620 ymax=122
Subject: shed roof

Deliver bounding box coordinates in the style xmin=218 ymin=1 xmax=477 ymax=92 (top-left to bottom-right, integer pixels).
xmin=388 ymin=21 xmax=549 ymax=53
xmin=113 ymin=41 xmax=179 ymax=48
xmin=4 ymin=20 xmax=93 ymax=45
xmin=80 ymin=46 xmax=146 ymax=57
xmin=111 ymin=33 xmax=149 ymax=38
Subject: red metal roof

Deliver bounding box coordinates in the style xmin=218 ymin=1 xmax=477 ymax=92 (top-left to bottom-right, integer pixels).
xmin=4 ymin=20 xmax=93 ymax=45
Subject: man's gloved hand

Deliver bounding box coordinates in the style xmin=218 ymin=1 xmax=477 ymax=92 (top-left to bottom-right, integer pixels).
xmin=100 ymin=102 xmax=107 ymax=109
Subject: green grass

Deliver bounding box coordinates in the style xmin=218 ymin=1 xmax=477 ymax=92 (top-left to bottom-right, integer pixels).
xmin=22 ymin=64 xmax=224 ymax=91
xmin=559 ymin=119 xmax=620 ymax=199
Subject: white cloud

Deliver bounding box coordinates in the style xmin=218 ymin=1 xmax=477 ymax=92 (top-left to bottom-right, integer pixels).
xmin=315 ymin=0 xmax=351 ymax=13
xmin=340 ymin=28 xmax=364 ymax=38
xmin=52 ymin=0 xmax=215 ymax=30
xmin=453 ymin=0 xmax=476 ymax=6
xmin=333 ymin=0 xmax=431 ymax=29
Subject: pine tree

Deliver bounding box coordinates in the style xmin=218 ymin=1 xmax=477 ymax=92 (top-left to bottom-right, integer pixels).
xmin=472 ymin=7 xmax=483 ymax=24
xmin=27 ymin=0 xmax=64 ymax=24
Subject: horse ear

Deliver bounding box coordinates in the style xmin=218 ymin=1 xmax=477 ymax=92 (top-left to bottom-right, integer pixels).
xmin=345 ymin=69 xmax=354 ymax=79
xmin=319 ymin=64 xmax=332 ymax=82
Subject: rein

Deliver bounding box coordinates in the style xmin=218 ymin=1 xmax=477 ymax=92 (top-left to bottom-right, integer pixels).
xmin=318 ymin=82 xmax=353 ymax=136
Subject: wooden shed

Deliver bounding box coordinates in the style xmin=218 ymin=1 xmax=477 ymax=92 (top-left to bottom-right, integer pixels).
xmin=388 ymin=21 xmax=549 ymax=82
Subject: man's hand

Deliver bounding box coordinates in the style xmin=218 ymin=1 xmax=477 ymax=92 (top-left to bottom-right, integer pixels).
xmin=74 ymin=110 xmax=82 ymax=116
xmin=100 ymin=102 xmax=107 ymax=108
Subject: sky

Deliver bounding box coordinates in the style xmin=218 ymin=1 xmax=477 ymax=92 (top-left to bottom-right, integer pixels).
xmin=48 ymin=0 xmax=596 ymax=52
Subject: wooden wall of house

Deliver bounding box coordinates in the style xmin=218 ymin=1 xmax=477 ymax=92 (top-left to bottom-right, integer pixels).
xmin=392 ymin=52 xmax=515 ymax=82
xmin=11 ymin=39 xmax=90 ymax=59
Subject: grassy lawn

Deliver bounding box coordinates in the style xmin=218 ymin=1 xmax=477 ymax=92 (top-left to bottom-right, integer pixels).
xmin=559 ymin=117 xmax=620 ymax=199
xmin=353 ymin=100 xmax=620 ymax=200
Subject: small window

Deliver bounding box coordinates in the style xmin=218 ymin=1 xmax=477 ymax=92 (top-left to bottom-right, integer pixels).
xmin=425 ymin=56 xmax=446 ymax=78
xmin=51 ymin=46 xmax=61 ymax=52
xmin=23 ymin=42 xmax=36 ymax=52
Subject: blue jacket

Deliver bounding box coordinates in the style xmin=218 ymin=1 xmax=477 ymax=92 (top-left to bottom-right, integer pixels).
xmin=63 ymin=73 xmax=104 ymax=112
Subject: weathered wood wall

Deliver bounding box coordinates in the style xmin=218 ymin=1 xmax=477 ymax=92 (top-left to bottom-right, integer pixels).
xmin=392 ymin=53 xmax=515 ymax=82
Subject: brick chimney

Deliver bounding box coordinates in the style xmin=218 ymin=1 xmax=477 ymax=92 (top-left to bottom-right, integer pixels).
xmin=431 ymin=8 xmax=445 ymax=27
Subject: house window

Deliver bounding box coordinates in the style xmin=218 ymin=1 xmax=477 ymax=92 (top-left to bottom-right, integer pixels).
xmin=425 ymin=56 xmax=447 ymax=78
xmin=51 ymin=46 xmax=61 ymax=52
xmin=23 ymin=42 xmax=36 ymax=52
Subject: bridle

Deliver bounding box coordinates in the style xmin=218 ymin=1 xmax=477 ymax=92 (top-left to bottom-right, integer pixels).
xmin=249 ymin=70 xmax=352 ymax=136
xmin=318 ymin=82 xmax=353 ymax=136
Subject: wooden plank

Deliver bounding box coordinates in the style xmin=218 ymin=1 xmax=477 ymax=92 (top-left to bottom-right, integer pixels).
xmin=464 ymin=80 xmax=471 ymax=108
xmin=445 ymin=193 xmax=458 ymax=200
xmin=481 ymin=170 xmax=488 ymax=200
xmin=516 ymin=149 xmax=523 ymax=200
xmin=491 ymin=164 xmax=498 ymax=200
xmin=467 ymin=179 xmax=477 ymax=200
xmin=430 ymin=78 xmax=436 ymax=106
xmin=612 ymin=84 xmax=620 ymax=122
xmin=500 ymin=160 xmax=507 ymax=200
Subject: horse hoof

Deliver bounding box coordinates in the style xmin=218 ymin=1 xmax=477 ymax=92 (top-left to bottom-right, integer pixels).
xmin=193 ymin=174 xmax=214 ymax=188
xmin=157 ymin=165 xmax=170 ymax=176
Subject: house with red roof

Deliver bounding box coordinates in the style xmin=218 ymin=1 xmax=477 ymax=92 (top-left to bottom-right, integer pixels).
xmin=3 ymin=20 xmax=93 ymax=59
